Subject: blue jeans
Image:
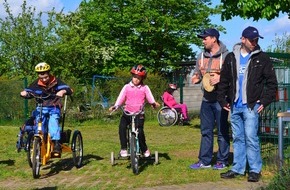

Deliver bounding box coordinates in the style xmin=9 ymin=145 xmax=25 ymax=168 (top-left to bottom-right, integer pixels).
xmin=198 ymin=101 xmax=230 ymax=165
xmin=230 ymin=104 xmax=262 ymax=174
xmin=35 ymin=106 xmax=61 ymax=140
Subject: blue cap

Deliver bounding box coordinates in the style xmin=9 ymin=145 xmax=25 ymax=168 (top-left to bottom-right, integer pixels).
xmin=197 ymin=28 xmax=220 ymax=40
xmin=242 ymin=26 xmax=264 ymax=40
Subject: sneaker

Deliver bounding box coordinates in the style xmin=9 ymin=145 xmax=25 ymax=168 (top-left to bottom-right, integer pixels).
xmin=144 ymin=149 xmax=150 ymax=157
xmin=213 ymin=162 xmax=227 ymax=170
xmin=248 ymin=172 xmax=261 ymax=182
xmin=189 ymin=161 xmax=211 ymax=169
xmin=120 ymin=149 xmax=128 ymax=157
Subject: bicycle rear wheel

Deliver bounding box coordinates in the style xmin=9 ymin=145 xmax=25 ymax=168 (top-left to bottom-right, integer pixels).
xmin=71 ymin=130 xmax=83 ymax=168
xmin=130 ymin=133 xmax=139 ymax=175
xmin=32 ymin=137 xmax=41 ymax=179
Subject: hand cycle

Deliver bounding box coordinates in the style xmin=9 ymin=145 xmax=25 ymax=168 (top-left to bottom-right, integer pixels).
xmin=110 ymin=104 xmax=159 ymax=175
xmin=24 ymin=89 xmax=83 ymax=179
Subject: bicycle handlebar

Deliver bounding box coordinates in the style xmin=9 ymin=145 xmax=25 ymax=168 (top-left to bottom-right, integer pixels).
xmin=110 ymin=104 xmax=145 ymax=116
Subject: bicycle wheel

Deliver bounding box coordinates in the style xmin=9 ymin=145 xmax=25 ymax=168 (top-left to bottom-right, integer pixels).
xmin=71 ymin=130 xmax=83 ymax=168
xmin=26 ymin=131 xmax=34 ymax=168
xmin=32 ymin=137 xmax=41 ymax=179
xmin=130 ymin=133 xmax=139 ymax=175
xmin=157 ymin=107 xmax=178 ymax=126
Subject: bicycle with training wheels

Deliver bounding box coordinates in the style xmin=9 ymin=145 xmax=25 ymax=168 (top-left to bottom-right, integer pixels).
xmin=23 ymin=89 xmax=83 ymax=179
xmin=110 ymin=105 xmax=159 ymax=175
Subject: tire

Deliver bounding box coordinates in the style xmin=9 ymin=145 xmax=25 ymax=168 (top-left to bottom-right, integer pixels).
xmin=27 ymin=131 xmax=34 ymax=168
xmin=130 ymin=133 xmax=139 ymax=175
xmin=71 ymin=130 xmax=83 ymax=168
xmin=157 ymin=107 xmax=178 ymax=126
xmin=110 ymin=152 xmax=115 ymax=166
xmin=32 ymin=137 xmax=41 ymax=179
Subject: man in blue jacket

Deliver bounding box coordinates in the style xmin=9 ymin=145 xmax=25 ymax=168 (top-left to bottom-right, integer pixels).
xmin=217 ymin=26 xmax=277 ymax=182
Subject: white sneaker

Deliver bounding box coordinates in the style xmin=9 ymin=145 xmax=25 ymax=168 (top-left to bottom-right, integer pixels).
xmin=144 ymin=149 xmax=150 ymax=157
xmin=120 ymin=149 xmax=128 ymax=157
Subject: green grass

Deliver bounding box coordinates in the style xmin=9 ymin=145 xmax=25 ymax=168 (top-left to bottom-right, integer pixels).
xmin=0 ymin=113 xmax=277 ymax=189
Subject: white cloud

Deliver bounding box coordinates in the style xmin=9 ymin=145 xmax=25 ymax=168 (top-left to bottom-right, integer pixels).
xmin=0 ymin=0 xmax=63 ymax=19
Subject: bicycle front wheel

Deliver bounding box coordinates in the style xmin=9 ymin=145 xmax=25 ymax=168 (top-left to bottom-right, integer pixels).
xmin=32 ymin=137 xmax=41 ymax=179
xmin=130 ymin=133 xmax=139 ymax=175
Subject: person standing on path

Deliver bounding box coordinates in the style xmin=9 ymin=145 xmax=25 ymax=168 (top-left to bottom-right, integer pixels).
xmin=190 ymin=28 xmax=230 ymax=170
xmin=217 ymin=26 xmax=278 ymax=182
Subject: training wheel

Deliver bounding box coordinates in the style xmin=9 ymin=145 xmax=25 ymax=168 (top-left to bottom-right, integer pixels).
xmin=110 ymin=152 xmax=115 ymax=166
xmin=154 ymin=151 xmax=159 ymax=165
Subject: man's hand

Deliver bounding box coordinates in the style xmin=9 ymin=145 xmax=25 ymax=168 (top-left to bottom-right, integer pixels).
xmin=191 ymin=73 xmax=200 ymax=84
xmin=223 ymin=103 xmax=231 ymax=112
xmin=209 ymin=73 xmax=220 ymax=86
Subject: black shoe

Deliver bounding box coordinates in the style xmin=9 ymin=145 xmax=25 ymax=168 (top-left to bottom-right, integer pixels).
xmin=248 ymin=172 xmax=261 ymax=182
xmin=53 ymin=140 xmax=61 ymax=154
xmin=220 ymin=170 xmax=242 ymax=179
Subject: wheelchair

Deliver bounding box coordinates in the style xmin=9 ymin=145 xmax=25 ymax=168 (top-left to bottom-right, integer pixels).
xmin=157 ymin=97 xmax=184 ymax=127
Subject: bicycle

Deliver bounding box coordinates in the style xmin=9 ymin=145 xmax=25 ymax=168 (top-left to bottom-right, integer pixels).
xmin=110 ymin=105 xmax=159 ymax=175
xmin=24 ymin=89 xmax=83 ymax=178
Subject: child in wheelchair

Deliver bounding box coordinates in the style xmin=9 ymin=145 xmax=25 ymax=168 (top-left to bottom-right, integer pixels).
xmin=109 ymin=65 xmax=160 ymax=158
xmin=162 ymin=83 xmax=190 ymax=125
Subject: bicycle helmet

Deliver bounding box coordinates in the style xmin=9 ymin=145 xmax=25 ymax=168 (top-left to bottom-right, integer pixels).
xmin=130 ymin=64 xmax=147 ymax=79
xmin=35 ymin=62 xmax=50 ymax=73
xmin=169 ymin=83 xmax=177 ymax=90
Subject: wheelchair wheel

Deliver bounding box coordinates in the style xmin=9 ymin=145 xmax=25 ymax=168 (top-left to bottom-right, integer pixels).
xmin=157 ymin=107 xmax=178 ymax=126
xmin=26 ymin=131 xmax=34 ymax=168
xmin=32 ymin=137 xmax=41 ymax=179
xmin=71 ymin=130 xmax=83 ymax=168
xmin=130 ymin=133 xmax=139 ymax=175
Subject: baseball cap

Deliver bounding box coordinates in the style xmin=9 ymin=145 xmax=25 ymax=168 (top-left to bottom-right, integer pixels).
xmin=197 ymin=28 xmax=220 ymax=40
xmin=242 ymin=26 xmax=264 ymax=40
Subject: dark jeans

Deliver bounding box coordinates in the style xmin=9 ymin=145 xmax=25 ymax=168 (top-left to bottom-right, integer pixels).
xmin=119 ymin=113 xmax=147 ymax=153
xmin=198 ymin=101 xmax=230 ymax=165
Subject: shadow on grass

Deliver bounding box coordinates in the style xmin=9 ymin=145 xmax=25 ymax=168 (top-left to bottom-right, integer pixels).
xmin=39 ymin=154 xmax=103 ymax=179
xmin=0 ymin=159 xmax=15 ymax=166
xmin=33 ymin=187 xmax=57 ymax=190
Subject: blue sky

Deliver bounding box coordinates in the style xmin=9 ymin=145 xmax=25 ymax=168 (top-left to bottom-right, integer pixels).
xmin=1 ymin=0 xmax=289 ymax=53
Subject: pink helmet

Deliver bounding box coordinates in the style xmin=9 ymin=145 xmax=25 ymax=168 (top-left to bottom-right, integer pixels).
xmin=169 ymin=83 xmax=177 ymax=90
xmin=130 ymin=65 xmax=147 ymax=79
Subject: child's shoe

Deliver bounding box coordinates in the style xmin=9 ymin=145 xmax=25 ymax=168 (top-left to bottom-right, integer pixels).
xmin=144 ymin=149 xmax=151 ymax=157
xmin=120 ymin=149 xmax=128 ymax=157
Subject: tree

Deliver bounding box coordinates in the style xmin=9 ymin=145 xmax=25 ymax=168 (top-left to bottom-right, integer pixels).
xmin=220 ymin=0 xmax=290 ymax=21
xmin=0 ymin=0 xmax=58 ymax=77
xmin=0 ymin=0 xmax=115 ymax=81
xmin=77 ymin=0 xmax=223 ymax=73
xmin=270 ymin=33 xmax=290 ymax=53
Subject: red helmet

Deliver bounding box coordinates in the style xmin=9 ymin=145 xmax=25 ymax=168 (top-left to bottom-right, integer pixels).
xmin=130 ymin=65 xmax=147 ymax=79
xmin=169 ymin=83 xmax=177 ymax=90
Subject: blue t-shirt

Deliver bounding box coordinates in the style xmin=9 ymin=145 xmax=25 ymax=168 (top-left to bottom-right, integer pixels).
xmin=234 ymin=53 xmax=250 ymax=108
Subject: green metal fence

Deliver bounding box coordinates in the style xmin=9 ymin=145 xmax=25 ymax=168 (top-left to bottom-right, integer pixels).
xmin=259 ymin=53 xmax=290 ymax=166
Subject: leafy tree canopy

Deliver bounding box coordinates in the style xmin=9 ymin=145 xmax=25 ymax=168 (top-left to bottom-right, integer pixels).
xmin=77 ymin=0 xmax=223 ymax=74
xmin=220 ymin=0 xmax=290 ymax=21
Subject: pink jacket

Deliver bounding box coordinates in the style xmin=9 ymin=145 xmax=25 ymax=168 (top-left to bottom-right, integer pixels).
xmin=114 ymin=81 xmax=156 ymax=113
xmin=162 ymin=91 xmax=177 ymax=108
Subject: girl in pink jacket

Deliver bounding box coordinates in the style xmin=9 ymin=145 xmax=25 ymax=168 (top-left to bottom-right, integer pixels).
xmin=109 ymin=65 xmax=160 ymax=158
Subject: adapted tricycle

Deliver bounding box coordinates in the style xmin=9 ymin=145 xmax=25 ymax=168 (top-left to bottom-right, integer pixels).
xmin=23 ymin=89 xmax=83 ymax=178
